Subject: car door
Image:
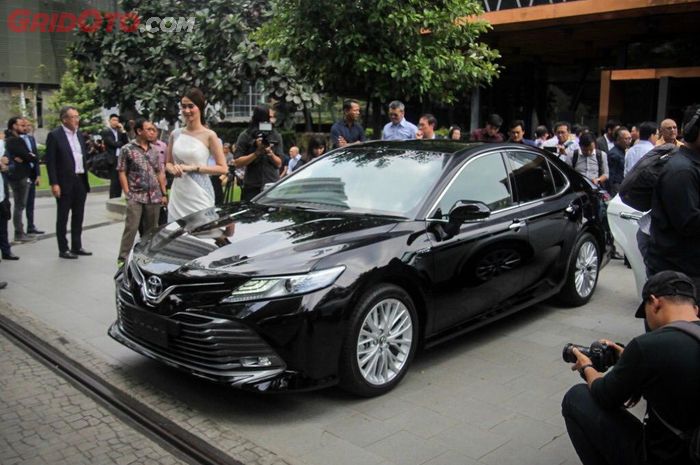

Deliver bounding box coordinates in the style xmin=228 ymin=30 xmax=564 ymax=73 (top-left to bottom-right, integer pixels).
xmin=426 ymin=151 xmax=529 ymax=333
xmin=503 ymin=149 xmax=579 ymax=295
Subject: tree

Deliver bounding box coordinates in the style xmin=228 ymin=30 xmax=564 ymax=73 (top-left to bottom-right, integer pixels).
xmin=70 ymin=0 xmax=319 ymax=126
xmin=46 ymin=59 xmax=103 ymax=133
xmin=257 ymin=0 xmax=500 ymax=131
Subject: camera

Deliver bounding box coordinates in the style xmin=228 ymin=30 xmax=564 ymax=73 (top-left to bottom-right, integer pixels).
xmin=562 ymin=341 xmax=619 ymax=372
xmin=255 ymin=122 xmax=274 ymax=148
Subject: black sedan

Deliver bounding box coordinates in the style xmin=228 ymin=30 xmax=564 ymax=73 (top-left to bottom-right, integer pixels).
xmin=109 ymin=140 xmax=611 ymax=396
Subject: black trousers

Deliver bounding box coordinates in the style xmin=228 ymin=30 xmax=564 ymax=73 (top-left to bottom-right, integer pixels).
xmin=0 ymin=215 xmax=11 ymax=256
xmin=109 ymin=165 xmax=122 ymax=198
xmin=55 ymin=180 xmax=87 ymax=253
xmin=25 ymin=181 xmax=36 ymax=230
xmin=241 ymin=186 xmax=261 ymax=202
xmin=562 ymin=384 xmax=644 ymax=465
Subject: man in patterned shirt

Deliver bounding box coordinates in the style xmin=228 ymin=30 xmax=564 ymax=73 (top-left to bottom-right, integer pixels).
xmin=117 ymin=118 xmax=167 ymax=266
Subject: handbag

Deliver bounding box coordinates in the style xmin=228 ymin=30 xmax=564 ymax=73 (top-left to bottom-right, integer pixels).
xmin=86 ymin=151 xmax=112 ymax=179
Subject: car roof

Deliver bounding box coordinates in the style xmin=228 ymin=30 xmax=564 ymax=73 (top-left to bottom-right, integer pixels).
xmin=356 ymin=139 xmax=481 ymax=155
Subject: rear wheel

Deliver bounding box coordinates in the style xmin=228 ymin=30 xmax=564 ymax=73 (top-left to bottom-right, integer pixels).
xmin=558 ymin=232 xmax=600 ymax=306
xmin=339 ymin=284 xmax=418 ymax=397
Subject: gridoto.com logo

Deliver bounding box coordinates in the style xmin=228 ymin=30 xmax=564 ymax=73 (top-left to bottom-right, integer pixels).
xmin=7 ymin=9 xmax=196 ymax=33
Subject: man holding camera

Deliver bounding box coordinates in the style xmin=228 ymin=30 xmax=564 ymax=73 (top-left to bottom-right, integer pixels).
xmin=562 ymin=271 xmax=700 ymax=465
xmin=233 ymin=105 xmax=283 ymax=202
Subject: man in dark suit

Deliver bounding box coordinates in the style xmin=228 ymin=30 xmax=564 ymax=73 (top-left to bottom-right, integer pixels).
xmin=45 ymin=106 xmax=92 ymax=259
xmin=596 ymin=119 xmax=620 ymax=153
xmin=4 ymin=117 xmax=38 ymax=243
xmin=21 ymin=119 xmax=43 ymax=235
xmin=102 ymin=114 xmax=129 ymax=199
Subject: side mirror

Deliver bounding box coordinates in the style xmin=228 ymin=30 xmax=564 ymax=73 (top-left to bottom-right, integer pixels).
xmin=448 ymin=200 xmax=491 ymax=224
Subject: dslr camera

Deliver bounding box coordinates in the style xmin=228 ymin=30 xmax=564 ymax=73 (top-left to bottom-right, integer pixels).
xmin=255 ymin=122 xmax=274 ymax=148
xmin=562 ymin=341 xmax=620 ymax=372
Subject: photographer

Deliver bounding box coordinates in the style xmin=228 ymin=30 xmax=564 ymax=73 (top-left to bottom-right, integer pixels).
xmin=562 ymin=271 xmax=700 ymax=465
xmin=233 ymin=105 xmax=283 ymax=202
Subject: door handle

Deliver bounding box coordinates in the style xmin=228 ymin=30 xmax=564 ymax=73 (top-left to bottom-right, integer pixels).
xmin=509 ymin=220 xmax=526 ymax=230
xmin=620 ymin=212 xmax=642 ymax=222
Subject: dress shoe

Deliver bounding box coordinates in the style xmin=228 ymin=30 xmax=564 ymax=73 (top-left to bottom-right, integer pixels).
xmin=27 ymin=228 xmax=45 ymax=235
xmin=2 ymin=253 xmax=20 ymax=260
xmin=71 ymin=248 xmax=93 ymax=256
xmin=0 ymin=282 xmax=7 ymax=290
xmin=59 ymin=251 xmax=78 ymax=259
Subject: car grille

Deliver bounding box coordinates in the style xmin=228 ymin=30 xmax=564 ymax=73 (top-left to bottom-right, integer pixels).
xmin=116 ymin=261 xmax=283 ymax=377
xmin=116 ymin=301 xmax=282 ymax=374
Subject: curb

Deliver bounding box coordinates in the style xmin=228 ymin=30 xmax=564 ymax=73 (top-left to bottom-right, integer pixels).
xmin=36 ymin=185 xmax=110 ymax=198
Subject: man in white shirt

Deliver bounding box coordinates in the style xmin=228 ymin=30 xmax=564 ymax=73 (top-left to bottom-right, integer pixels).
xmin=45 ymin=106 xmax=92 ymax=259
xmin=543 ymin=121 xmax=579 ymax=159
xmin=382 ymin=101 xmax=418 ymax=141
xmin=624 ymin=121 xmax=658 ymax=176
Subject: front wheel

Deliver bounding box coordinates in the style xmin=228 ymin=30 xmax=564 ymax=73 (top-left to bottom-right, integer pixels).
xmin=339 ymin=284 xmax=418 ymax=397
xmin=557 ymin=232 xmax=600 ymax=306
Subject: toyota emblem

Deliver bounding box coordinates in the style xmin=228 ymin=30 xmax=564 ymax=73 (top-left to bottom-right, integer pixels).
xmin=146 ymin=275 xmax=163 ymax=296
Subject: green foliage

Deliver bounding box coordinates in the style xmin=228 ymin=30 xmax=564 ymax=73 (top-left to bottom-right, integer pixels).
xmin=257 ymin=0 xmax=500 ymax=103
xmin=46 ymin=59 xmax=102 ymax=132
xmin=70 ymin=0 xmax=319 ymax=124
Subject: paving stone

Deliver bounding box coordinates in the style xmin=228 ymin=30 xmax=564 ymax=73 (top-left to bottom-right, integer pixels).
xmin=432 ymin=422 xmax=510 ymax=460
xmin=366 ymin=431 xmax=447 ymax=465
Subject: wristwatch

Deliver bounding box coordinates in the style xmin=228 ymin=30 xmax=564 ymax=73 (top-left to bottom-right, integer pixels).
xmin=578 ymin=364 xmax=594 ymax=377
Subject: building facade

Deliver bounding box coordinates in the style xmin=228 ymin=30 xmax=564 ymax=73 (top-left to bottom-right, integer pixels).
xmin=474 ymin=0 xmax=700 ymax=134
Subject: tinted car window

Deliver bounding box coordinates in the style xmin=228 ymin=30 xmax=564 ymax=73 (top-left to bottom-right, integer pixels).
xmin=259 ymin=149 xmax=449 ymax=217
xmin=434 ymin=152 xmax=513 ymax=217
xmin=505 ymin=151 xmax=556 ymax=202
xmin=550 ymin=162 xmax=568 ymax=193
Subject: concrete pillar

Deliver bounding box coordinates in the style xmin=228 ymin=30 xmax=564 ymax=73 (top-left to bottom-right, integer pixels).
xmin=657 ymin=76 xmax=669 ymax=121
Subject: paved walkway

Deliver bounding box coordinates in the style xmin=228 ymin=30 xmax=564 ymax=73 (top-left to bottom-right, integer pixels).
xmin=0 ymin=331 xmax=185 ymax=465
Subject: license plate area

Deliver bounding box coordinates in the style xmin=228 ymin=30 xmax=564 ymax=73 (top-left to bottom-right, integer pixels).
xmin=123 ymin=306 xmax=180 ymax=348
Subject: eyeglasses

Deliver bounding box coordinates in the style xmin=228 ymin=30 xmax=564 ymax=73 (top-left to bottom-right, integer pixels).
xmin=180 ymin=103 xmax=196 ymax=110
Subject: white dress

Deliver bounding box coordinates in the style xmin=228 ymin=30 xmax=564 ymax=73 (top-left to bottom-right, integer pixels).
xmin=168 ymin=130 xmax=215 ymax=222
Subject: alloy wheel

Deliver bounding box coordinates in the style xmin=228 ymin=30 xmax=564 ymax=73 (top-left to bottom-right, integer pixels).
xmin=356 ymin=298 xmax=413 ymax=386
xmin=574 ymin=241 xmax=598 ymax=298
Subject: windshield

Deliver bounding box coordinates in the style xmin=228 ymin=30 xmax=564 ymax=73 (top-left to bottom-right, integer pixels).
xmin=257 ymin=148 xmax=450 ymax=217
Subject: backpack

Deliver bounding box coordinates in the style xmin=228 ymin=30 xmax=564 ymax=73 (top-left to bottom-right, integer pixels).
xmin=651 ymin=321 xmax=700 ymax=464
xmin=618 ymin=143 xmax=678 ymax=211
xmin=571 ymin=149 xmax=604 ymax=178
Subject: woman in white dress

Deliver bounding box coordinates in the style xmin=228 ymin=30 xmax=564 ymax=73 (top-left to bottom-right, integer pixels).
xmin=165 ymin=88 xmax=227 ymax=221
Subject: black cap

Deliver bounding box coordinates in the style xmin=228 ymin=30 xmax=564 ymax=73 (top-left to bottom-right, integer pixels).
xmin=635 ymin=271 xmax=697 ymax=318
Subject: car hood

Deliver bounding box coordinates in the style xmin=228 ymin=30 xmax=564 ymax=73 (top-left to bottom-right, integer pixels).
xmin=134 ymin=203 xmax=402 ymax=277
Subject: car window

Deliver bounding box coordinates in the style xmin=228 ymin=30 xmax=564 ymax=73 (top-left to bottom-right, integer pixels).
xmin=258 ymin=148 xmax=449 ymax=217
xmin=504 ymin=151 xmax=557 ymax=203
xmin=434 ymin=152 xmax=513 ymax=218
xmin=550 ymin=161 xmax=568 ymax=193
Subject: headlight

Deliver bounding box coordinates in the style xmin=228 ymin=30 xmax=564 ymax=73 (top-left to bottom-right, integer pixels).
xmin=221 ymin=266 xmax=346 ymax=303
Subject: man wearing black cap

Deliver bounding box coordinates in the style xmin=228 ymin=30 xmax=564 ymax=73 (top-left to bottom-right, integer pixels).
xmin=562 ymin=271 xmax=700 ymax=465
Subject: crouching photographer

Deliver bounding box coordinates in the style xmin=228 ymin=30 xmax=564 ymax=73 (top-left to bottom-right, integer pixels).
xmin=562 ymin=271 xmax=700 ymax=465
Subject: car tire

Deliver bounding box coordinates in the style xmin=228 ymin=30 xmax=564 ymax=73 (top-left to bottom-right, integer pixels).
xmin=558 ymin=232 xmax=600 ymax=306
xmin=339 ymin=284 xmax=418 ymax=397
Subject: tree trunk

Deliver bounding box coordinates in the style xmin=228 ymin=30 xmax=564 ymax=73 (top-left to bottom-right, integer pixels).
xmin=371 ymin=98 xmax=382 ymax=140
xmin=303 ymin=104 xmax=313 ymax=133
